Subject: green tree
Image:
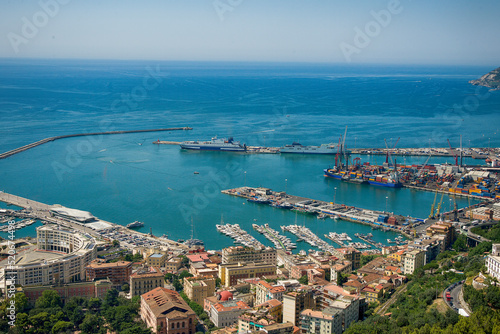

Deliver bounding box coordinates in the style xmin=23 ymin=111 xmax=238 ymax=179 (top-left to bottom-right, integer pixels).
xmin=179 ymin=270 xmax=194 ymax=280
xmin=360 ymin=254 xmax=381 ymax=266
xmin=104 ymin=289 xmax=119 ymax=307
xmin=29 ymin=311 xmax=54 ymax=334
xmin=35 ymin=290 xmax=62 ymax=309
xmin=122 ymin=283 xmax=130 ymax=293
xmin=13 ymin=292 xmax=29 ymax=313
xmin=87 ymin=297 xmax=102 ymax=312
xmin=299 ymin=275 xmax=308 ymax=285
xmin=112 ymin=239 xmax=120 ymax=247
xmin=80 ymin=313 xmax=105 ymax=334
xmin=173 ymin=279 xmax=183 ymax=291
xmin=337 ymin=272 xmax=348 ymax=286
xmin=452 ymin=234 xmax=467 ymax=252
xmin=52 ymin=320 xmax=74 ymax=334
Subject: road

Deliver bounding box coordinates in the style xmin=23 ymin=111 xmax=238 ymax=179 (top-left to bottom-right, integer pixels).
xmin=444 ymin=280 xmax=471 ymax=316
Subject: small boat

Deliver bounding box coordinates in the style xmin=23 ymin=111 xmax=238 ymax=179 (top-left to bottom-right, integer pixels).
xmin=317 ymin=213 xmax=327 ymax=219
xmin=127 ymin=221 xmax=144 ymax=228
xmin=194 ymin=171 xmax=199 ymax=174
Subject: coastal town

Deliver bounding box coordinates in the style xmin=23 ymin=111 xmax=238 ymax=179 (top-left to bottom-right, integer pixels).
xmin=1 ymin=172 xmax=500 ymax=333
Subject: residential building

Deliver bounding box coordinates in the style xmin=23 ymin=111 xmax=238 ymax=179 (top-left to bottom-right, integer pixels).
xmin=219 ymin=262 xmax=276 ymax=287
xmin=165 ymin=257 xmax=183 ymax=272
xmin=210 ymin=300 xmax=250 ymax=328
xmin=426 ymin=222 xmax=455 ymax=248
xmin=321 ymin=284 xmax=356 ymax=309
xmin=403 ymin=250 xmax=425 ymax=275
xmin=300 ymin=308 xmax=343 ymax=334
xmin=222 ymin=246 xmax=277 ymax=265
xmin=328 ymin=296 xmax=359 ymax=332
xmin=360 ymin=285 xmax=383 ymax=304
xmin=238 ymin=299 xmax=284 ymax=333
xmin=147 ymin=253 xmax=169 ymax=267
xmin=85 ymin=260 xmax=132 ymax=286
xmin=487 ymin=244 xmax=500 ymax=281
xmin=255 ymin=280 xmax=286 ymax=305
xmin=330 ymin=261 xmax=352 ymax=284
xmin=22 ymin=279 xmax=112 ymax=305
xmin=1 ymin=225 xmax=97 ymax=287
xmin=239 ymin=318 xmax=293 ymax=334
xmin=282 ymin=288 xmax=314 ymax=326
xmin=130 ymin=266 xmax=164 ymax=297
xmin=407 ymin=236 xmax=443 ymax=264
xmin=183 ymin=276 xmax=216 ymax=305
xmin=140 ymin=287 xmax=196 ymax=334
xmin=334 ymin=248 xmax=361 ymax=270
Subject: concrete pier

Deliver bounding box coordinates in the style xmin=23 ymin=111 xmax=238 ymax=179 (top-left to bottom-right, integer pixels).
xmin=0 ymin=127 xmax=192 ymax=159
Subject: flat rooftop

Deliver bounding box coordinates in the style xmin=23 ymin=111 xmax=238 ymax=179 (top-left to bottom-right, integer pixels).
xmin=0 ymin=246 xmax=65 ymax=266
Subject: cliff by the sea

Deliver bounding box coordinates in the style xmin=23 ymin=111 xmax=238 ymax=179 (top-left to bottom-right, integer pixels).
xmin=469 ymin=67 xmax=500 ymax=90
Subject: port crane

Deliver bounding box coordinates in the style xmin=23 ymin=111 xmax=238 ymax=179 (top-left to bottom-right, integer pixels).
xmin=435 ymin=191 xmax=445 ymax=220
xmin=384 ymin=137 xmax=400 ymax=166
xmin=447 ymin=138 xmax=458 ymax=166
xmin=412 ymin=153 xmax=432 ymax=185
xmin=429 ymin=190 xmax=438 ymax=218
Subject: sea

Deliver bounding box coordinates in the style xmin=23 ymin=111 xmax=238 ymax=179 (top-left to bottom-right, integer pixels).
xmin=0 ymin=58 xmax=499 ymax=251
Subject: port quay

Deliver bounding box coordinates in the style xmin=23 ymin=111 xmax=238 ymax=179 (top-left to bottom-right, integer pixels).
xmin=0 ymin=191 xmax=189 ymax=251
xmin=222 ymin=186 xmax=421 ymax=237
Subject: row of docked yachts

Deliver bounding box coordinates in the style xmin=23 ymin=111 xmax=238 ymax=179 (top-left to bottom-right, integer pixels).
xmin=252 ymin=223 xmax=296 ymax=251
xmin=216 ymin=223 xmax=265 ymax=250
xmin=0 ymin=218 xmax=36 ymax=231
xmin=281 ymin=224 xmax=337 ymax=254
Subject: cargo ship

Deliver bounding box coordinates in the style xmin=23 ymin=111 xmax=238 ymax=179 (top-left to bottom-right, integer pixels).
xmin=366 ymin=171 xmax=402 ymax=188
xmin=180 ymin=136 xmax=246 ymax=151
xmin=280 ymin=142 xmax=337 ymax=154
xmin=323 ymin=168 xmax=367 ymax=184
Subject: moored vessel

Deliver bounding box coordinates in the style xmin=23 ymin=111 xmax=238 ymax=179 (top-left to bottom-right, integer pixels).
xmin=180 ymin=136 xmax=246 ymax=152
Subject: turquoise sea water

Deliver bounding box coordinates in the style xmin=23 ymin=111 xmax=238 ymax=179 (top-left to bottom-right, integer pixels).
xmin=0 ymin=59 xmax=498 ymax=250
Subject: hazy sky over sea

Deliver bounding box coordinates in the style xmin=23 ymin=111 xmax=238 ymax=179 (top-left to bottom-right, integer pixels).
xmin=1 ymin=0 xmax=499 ymax=65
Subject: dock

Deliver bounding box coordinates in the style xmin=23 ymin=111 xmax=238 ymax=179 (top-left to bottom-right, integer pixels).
xmin=0 ymin=127 xmax=192 ymax=159
xmin=222 ymin=186 xmax=416 ymax=238
xmin=282 ymin=224 xmax=337 ymax=253
xmin=253 ymin=223 xmax=296 ymax=251
xmin=216 ymin=223 xmax=265 ymax=249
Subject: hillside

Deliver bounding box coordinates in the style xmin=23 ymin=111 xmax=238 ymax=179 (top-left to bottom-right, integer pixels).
xmin=469 ymin=67 xmax=500 ymax=90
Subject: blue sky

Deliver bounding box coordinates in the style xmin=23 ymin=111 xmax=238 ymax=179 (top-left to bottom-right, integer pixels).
xmin=0 ymin=0 xmax=499 ymax=65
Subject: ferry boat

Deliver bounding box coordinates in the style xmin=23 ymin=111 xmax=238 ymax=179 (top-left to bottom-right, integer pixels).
xmin=127 ymin=221 xmax=144 ymax=228
xmin=180 ymin=136 xmax=246 ymax=152
xmin=280 ymin=142 xmax=337 ymax=154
